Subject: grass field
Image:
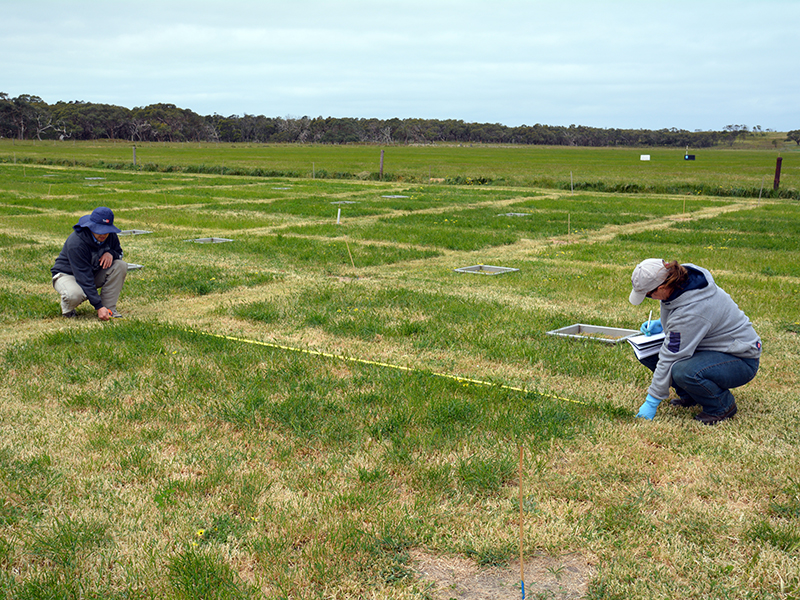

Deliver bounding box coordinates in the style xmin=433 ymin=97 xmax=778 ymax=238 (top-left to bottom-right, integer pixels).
xmin=0 ymin=143 xmax=799 ymax=599
xmin=2 ymin=138 xmax=798 ymax=198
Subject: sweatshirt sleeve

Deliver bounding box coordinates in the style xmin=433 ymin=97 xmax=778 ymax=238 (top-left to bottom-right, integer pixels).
xmin=647 ymin=311 xmax=713 ymax=399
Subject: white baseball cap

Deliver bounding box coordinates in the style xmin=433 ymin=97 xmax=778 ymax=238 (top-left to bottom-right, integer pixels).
xmin=629 ymin=259 xmax=667 ymax=305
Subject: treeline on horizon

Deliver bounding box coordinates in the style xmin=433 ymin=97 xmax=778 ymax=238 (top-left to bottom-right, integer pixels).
xmin=0 ymin=92 xmax=768 ymax=148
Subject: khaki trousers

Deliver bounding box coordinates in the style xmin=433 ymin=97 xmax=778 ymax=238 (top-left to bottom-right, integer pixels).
xmin=52 ymin=260 xmax=128 ymax=315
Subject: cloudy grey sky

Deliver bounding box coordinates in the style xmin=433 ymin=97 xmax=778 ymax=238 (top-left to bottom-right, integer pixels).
xmin=3 ymin=1 xmax=798 ymax=131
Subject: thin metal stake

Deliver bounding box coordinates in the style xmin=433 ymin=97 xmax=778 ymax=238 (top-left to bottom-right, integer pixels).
xmin=345 ymin=240 xmax=355 ymax=269
xmin=519 ymin=445 xmax=525 ymax=599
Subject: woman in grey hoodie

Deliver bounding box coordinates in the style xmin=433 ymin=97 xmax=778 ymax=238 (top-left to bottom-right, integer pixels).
xmin=629 ymin=259 xmax=761 ymax=425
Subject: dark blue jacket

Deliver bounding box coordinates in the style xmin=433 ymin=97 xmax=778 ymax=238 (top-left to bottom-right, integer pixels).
xmin=52 ymin=226 xmax=124 ymax=309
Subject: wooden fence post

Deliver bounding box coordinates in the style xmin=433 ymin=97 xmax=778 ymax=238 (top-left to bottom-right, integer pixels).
xmin=773 ymin=157 xmax=783 ymax=190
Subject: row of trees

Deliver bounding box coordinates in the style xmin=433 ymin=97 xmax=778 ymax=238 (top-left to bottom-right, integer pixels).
xmin=0 ymin=92 xmax=776 ymax=148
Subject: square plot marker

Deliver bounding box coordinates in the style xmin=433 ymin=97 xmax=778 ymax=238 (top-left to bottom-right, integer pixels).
xmin=126 ymin=263 xmax=144 ymax=270
xmin=118 ymin=230 xmax=153 ymax=236
xmin=455 ymin=265 xmax=519 ymax=275
xmin=186 ymin=237 xmax=234 ymax=243
xmin=546 ymin=324 xmax=639 ymax=344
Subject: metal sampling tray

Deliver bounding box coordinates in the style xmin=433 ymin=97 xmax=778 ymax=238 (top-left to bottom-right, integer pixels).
xmin=454 ymin=265 xmax=519 ymax=275
xmin=186 ymin=237 xmax=234 ymax=243
xmin=546 ymin=323 xmax=639 ymax=344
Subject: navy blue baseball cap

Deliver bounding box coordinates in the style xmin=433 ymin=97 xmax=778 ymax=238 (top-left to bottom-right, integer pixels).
xmin=77 ymin=207 xmax=121 ymax=234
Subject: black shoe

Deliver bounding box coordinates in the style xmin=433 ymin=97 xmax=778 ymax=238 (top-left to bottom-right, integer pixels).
xmin=694 ymin=402 xmax=737 ymax=425
xmin=670 ymin=396 xmax=697 ymax=408
xmin=62 ymin=310 xmax=77 ymax=318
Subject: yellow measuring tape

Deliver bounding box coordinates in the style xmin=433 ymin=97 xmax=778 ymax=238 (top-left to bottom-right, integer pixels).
xmin=189 ymin=328 xmax=586 ymax=406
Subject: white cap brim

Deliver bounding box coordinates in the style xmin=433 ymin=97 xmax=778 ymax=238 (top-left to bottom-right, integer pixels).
xmin=629 ymin=288 xmax=647 ymax=305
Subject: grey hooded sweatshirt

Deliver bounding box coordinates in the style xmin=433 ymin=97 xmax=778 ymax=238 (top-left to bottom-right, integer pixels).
xmin=649 ymin=264 xmax=761 ymax=400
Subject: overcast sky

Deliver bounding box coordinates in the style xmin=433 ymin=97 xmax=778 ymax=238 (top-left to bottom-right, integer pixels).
xmin=3 ymin=1 xmax=798 ymax=131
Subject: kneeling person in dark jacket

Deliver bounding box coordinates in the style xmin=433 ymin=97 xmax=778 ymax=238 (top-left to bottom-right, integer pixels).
xmin=52 ymin=206 xmax=127 ymax=321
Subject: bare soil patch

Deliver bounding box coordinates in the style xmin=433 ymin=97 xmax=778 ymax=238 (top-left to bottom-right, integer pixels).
xmin=412 ymin=550 xmax=594 ymax=600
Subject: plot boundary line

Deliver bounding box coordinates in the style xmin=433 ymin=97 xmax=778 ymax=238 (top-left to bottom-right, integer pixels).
xmin=189 ymin=328 xmax=587 ymax=406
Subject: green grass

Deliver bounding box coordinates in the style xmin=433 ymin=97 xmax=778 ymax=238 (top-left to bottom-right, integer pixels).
xmin=2 ymin=139 xmax=798 ymax=197
xmin=1 ymin=323 xmax=597 ymax=597
xmin=0 ymin=145 xmax=799 ymax=598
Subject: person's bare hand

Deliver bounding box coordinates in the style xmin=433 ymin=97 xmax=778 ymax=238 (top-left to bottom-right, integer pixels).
xmin=99 ymin=252 xmax=113 ymax=269
xmin=97 ymin=307 xmax=112 ymax=321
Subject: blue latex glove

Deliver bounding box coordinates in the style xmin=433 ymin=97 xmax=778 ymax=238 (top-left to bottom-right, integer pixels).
xmin=636 ymin=394 xmax=662 ymax=420
xmin=640 ymin=318 xmax=663 ymax=336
